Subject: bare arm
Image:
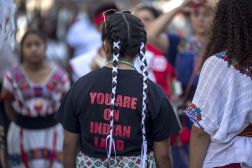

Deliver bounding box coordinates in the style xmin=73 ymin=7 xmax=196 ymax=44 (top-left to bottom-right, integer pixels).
xmin=189 ymin=126 xmax=210 ymax=168
xmin=147 ymin=0 xmax=191 ymax=53
xmin=63 ymin=130 xmax=80 ymax=168
xmin=154 ymin=138 xmax=172 ymax=168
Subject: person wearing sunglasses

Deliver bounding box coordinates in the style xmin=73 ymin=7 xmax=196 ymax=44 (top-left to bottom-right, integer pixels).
xmin=57 ymin=10 xmax=180 ymax=168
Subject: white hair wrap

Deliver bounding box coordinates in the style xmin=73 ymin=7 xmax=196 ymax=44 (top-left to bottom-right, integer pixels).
xmin=139 ymin=42 xmax=148 ymax=168
xmin=0 ymin=0 xmax=16 ymax=49
xmin=106 ymin=41 xmax=120 ymax=167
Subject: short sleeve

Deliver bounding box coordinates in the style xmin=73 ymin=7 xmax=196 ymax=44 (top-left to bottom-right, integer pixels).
xmin=185 ymin=57 xmax=223 ymax=137
xmin=152 ymin=98 xmax=181 ymax=141
xmin=56 ymin=87 xmax=80 ymax=133
xmin=184 ymin=55 xmax=249 ymax=143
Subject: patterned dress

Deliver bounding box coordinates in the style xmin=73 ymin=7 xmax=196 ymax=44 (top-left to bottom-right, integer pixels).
xmin=76 ymin=152 xmax=157 ymax=168
xmin=2 ymin=64 xmax=70 ymax=168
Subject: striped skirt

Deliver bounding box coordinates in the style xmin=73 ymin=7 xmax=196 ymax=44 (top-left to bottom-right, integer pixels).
xmin=7 ymin=122 xmax=63 ymax=168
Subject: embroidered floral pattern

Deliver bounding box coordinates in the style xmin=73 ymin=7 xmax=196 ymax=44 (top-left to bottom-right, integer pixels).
xmin=9 ymin=148 xmax=62 ymax=166
xmin=215 ymin=51 xmax=252 ymax=80
xmin=4 ymin=65 xmax=68 ymax=117
xmin=184 ymin=104 xmax=202 ymax=128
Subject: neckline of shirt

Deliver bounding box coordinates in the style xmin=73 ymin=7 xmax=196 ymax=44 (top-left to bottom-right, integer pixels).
xmin=102 ymin=66 xmax=138 ymax=73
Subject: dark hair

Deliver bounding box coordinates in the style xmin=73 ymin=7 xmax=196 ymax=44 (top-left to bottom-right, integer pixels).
xmin=135 ymin=5 xmax=162 ymax=19
xmin=101 ymin=12 xmax=148 ymax=167
xmin=204 ymin=0 xmax=252 ymax=66
xmin=102 ymin=12 xmax=147 ymax=57
xmin=40 ymin=17 xmax=57 ymax=40
xmin=20 ymin=30 xmax=47 ymax=62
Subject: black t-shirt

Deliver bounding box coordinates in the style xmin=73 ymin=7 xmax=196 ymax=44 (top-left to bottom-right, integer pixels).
xmin=57 ymin=67 xmax=180 ymax=158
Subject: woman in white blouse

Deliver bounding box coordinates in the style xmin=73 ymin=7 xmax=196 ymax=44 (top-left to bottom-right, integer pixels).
xmin=185 ymin=0 xmax=252 ymax=167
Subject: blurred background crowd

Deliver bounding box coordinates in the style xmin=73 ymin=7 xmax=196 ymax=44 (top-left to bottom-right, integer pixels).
xmin=0 ymin=0 xmax=216 ymax=167
xmin=12 ymin=0 xmax=193 ymax=74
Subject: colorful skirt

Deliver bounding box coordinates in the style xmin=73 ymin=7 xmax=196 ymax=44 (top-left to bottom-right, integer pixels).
xmin=76 ymin=151 xmax=157 ymax=168
xmin=7 ymin=122 xmax=63 ymax=168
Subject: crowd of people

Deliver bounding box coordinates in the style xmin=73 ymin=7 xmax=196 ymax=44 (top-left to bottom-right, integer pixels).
xmin=0 ymin=0 xmax=251 ymax=168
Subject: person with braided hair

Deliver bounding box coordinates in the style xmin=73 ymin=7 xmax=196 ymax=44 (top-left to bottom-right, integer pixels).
xmin=134 ymin=5 xmax=176 ymax=99
xmin=184 ymin=0 xmax=252 ymax=167
xmin=57 ymin=11 xmax=180 ymax=168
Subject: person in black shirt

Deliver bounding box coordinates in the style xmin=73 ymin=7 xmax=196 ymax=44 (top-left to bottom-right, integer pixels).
xmin=57 ymin=10 xmax=180 ymax=168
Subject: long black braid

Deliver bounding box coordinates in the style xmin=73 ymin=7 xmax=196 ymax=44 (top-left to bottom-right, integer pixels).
xmin=102 ymin=12 xmax=149 ymax=167
xmin=102 ymin=13 xmax=146 ymax=57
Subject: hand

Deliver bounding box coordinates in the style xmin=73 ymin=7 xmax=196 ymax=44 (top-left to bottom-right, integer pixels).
xmin=180 ymin=0 xmax=207 ymax=12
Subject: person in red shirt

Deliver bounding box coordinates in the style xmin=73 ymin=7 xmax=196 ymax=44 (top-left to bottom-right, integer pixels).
xmin=134 ymin=5 xmax=176 ymax=98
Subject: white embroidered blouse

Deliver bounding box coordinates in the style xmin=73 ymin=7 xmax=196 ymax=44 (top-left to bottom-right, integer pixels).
xmin=185 ymin=52 xmax=252 ymax=167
